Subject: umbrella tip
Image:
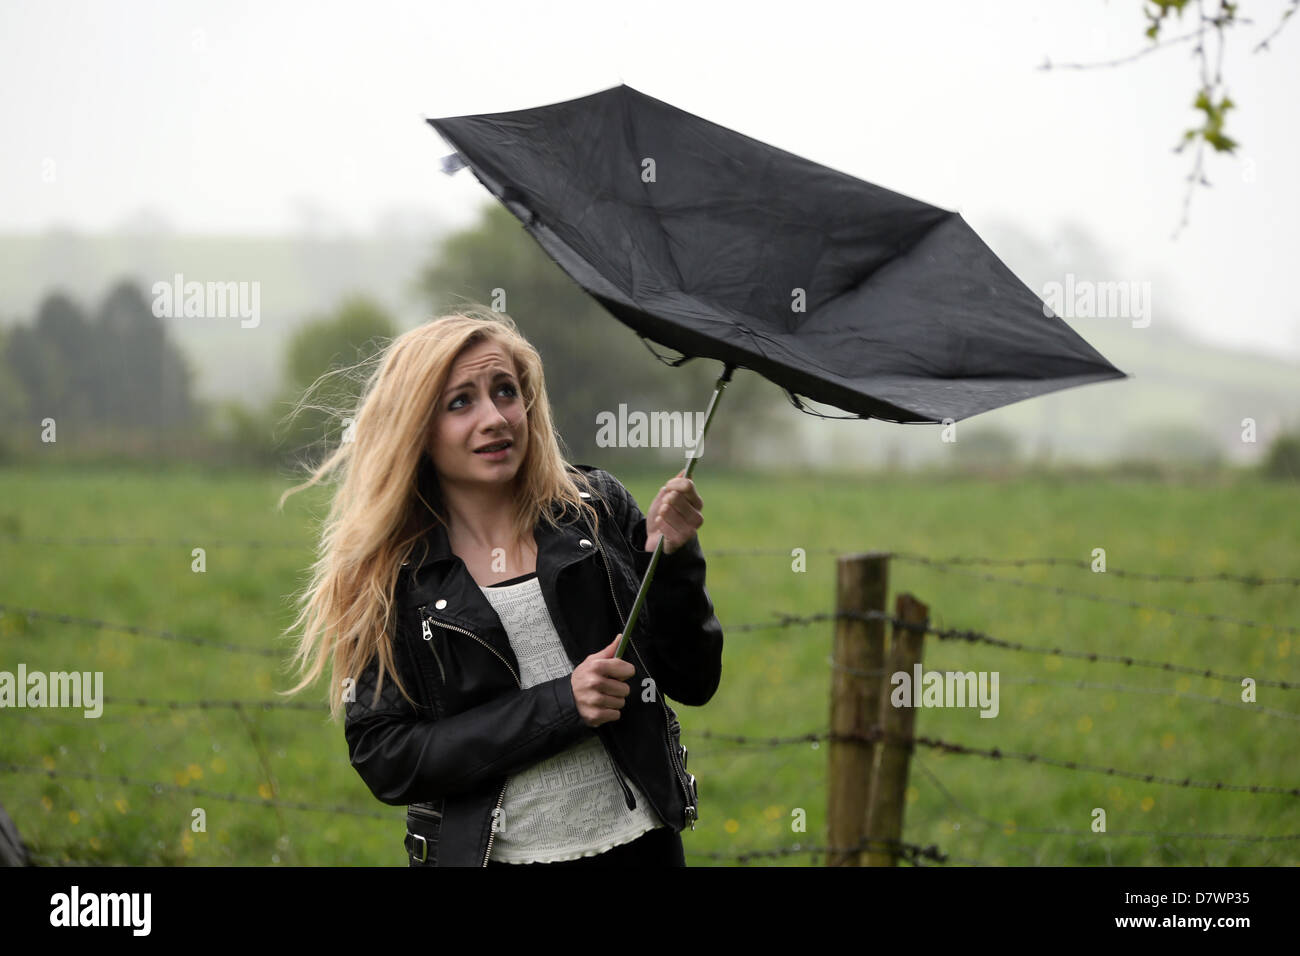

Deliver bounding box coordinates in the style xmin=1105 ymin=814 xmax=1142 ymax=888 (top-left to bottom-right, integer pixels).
xmin=439 ymin=152 xmax=468 ymax=176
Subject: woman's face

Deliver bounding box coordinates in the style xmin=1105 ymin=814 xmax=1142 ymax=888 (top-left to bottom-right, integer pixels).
xmin=428 ymin=338 xmax=528 ymax=494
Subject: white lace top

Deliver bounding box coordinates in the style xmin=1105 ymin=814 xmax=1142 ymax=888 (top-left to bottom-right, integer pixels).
xmin=479 ymin=572 xmax=662 ymax=863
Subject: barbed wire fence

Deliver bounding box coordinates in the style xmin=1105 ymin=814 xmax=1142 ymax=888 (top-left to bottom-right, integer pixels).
xmin=2 ymin=535 xmax=1297 ymax=865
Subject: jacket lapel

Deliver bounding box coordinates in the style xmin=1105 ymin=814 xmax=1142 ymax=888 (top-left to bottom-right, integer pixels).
xmin=399 ymin=494 xmax=607 ymax=670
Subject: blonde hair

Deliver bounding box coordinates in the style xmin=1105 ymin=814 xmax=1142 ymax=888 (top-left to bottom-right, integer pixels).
xmin=277 ymin=306 xmax=603 ymax=720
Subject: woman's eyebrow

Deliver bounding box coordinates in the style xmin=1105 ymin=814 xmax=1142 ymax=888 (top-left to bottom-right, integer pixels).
xmin=442 ymin=370 xmax=514 ymax=398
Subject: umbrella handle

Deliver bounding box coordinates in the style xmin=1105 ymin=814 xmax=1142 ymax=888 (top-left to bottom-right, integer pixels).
xmin=615 ymin=363 xmax=735 ymax=660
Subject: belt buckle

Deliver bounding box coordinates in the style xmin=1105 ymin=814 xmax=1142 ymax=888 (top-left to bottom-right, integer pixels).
xmin=684 ymin=772 xmax=698 ymax=831
xmin=676 ymin=741 xmax=697 ymax=830
xmin=407 ymin=832 xmax=428 ymax=864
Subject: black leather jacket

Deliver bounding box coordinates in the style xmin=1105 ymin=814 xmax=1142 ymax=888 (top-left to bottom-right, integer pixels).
xmin=343 ymin=464 xmax=725 ymax=866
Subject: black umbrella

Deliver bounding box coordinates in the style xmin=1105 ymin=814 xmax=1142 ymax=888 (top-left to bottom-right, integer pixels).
xmin=426 ymin=83 xmax=1127 ymax=655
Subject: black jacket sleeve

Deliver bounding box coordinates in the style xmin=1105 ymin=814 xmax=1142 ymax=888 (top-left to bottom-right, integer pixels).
xmin=592 ymin=467 xmax=724 ymax=707
xmin=343 ymin=636 xmax=592 ymax=806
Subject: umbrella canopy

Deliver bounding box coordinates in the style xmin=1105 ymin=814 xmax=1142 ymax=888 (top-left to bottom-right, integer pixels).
xmin=427 ymin=83 xmax=1126 ymax=424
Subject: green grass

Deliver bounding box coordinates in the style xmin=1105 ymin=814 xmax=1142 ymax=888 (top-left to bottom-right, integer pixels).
xmin=2 ymin=463 xmax=1297 ymax=866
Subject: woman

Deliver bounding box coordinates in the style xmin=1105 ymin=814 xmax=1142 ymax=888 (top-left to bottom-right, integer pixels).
xmin=280 ymin=307 xmax=724 ymax=866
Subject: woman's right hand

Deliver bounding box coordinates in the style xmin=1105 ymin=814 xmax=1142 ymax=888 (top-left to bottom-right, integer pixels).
xmin=571 ymin=634 xmax=635 ymax=727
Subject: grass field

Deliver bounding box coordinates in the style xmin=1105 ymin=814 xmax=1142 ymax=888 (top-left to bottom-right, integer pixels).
xmin=2 ymin=463 xmax=1297 ymax=866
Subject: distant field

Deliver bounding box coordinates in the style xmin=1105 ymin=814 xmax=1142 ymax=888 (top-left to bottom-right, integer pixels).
xmin=1 ymin=463 xmax=1297 ymax=866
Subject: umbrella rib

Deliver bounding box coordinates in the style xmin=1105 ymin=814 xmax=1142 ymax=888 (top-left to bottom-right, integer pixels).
xmin=620 ymin=86 xmax=688 ymax=297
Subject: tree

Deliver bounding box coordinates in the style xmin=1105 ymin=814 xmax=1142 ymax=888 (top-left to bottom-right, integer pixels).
xmin=1 ymin=282 xmax=197 ymax=457
xmin=274 ymin=294 xmax=399 ymax=460
xmin=1261 ymin=429 xmax=1300 ymax=480
xmin=1040 ymin=0 xmax=1298 ymax=235
xmin=94 ymin=280 xmax=194 ymax=428
xmin=5 ymin=292 xmax=99 ymax=427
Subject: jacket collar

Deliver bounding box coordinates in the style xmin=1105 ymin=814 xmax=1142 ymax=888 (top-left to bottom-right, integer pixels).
xmin=397 ymin=487 xmax=606 ymax=642
xmin=401 ymin=487 xmax=597 ymax=573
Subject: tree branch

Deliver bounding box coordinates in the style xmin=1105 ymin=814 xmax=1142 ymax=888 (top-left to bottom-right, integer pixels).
xmin=1040 ymin=0 xmax=1298 ymax=234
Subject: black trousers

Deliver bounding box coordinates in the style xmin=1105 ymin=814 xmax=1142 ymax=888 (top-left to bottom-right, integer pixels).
xmin=487 ymin=825 xmax=685 ymax=867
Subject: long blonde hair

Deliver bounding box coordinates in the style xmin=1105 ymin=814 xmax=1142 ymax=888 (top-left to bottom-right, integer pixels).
xmin=277 ymin=306 xmax=603 ymax=719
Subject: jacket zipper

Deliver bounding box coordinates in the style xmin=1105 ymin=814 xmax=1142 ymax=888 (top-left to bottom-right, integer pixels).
xmin=420 ymin=605 xmax=519 ymax=686
xmin=419 ymin=604 xmax=514 ymax=866
xmin=592 ymin=531 xmax=698 ymax=830
xmin=418 ymin=611 xmax=447 ymax=683
xmin=589 ymin=553 xmax=638 ymax=811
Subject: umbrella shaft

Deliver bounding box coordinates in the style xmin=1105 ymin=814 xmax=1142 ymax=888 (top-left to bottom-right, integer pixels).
xmin=616 ymin=364 xmax=734 ymax=659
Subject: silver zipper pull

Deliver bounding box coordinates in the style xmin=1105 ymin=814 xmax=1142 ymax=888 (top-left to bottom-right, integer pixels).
xmin=421 ymin=615 xmax=433 ymax=642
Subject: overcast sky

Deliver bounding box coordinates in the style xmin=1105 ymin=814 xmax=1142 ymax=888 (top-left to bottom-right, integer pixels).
xmin=2 ymin=0 xmax=1298 ymax=358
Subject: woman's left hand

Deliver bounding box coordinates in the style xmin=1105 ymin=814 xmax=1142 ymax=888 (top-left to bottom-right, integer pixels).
xmin=645 ymin=469 xmax=704 ymax=555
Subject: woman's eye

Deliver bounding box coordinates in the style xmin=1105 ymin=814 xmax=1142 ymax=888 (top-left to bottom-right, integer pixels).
xmin=449 ymin=383 xmax=517 ymax=410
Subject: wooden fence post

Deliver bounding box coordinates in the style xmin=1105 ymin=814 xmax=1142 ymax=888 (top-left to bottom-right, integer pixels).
xmin=826 ymin=551 xmax=888 ymax=866
xmin=863 ymin=592 xmax=929 ymax=866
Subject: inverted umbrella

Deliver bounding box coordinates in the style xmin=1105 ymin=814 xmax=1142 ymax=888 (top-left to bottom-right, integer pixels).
xmin=426 ymin=83 xmax=1127 ymax=655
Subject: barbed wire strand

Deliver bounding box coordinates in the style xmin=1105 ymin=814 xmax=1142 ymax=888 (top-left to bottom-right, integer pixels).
xmin=731 ymin=610 xmax=1299 ymax=690
xmin=8 ymin=534 xmax=1297 ymax=588
xmin=684 ymin=728 xmax=1300 ymax=798
xmin=691 ymin=834 xmax=946 ymax=866
xmin=0 ymin=762 xmax=393 ymax=820
xmin=823 ymin=658 xmax=1300 ymax=722
xmin=0 ymin=603 xmax=280 ymax=657
xmin=702 ymin=546 xmax=1300 ymax=588
xmin=912 ymin=758 xmax=1300 ymax=847
xmin=886 ymin=563 xmax=1300 ymax=636
xmin=0 ymin=533 xmax=305 ymax=551
xmin=890 ymin=551 xmax=1300 ymax=588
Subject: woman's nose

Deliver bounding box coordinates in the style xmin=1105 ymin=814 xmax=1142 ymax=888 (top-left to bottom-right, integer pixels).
xmin=479 ymin=396 xmax=511 ymax=427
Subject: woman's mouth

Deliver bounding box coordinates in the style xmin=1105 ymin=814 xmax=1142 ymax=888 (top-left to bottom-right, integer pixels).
xmin=474 ymin=439 xmax=512 ymax=459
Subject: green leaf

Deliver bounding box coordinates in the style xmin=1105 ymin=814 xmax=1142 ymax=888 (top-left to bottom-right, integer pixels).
xmin=1205 ymin=132 xmax=1238 ymax=153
